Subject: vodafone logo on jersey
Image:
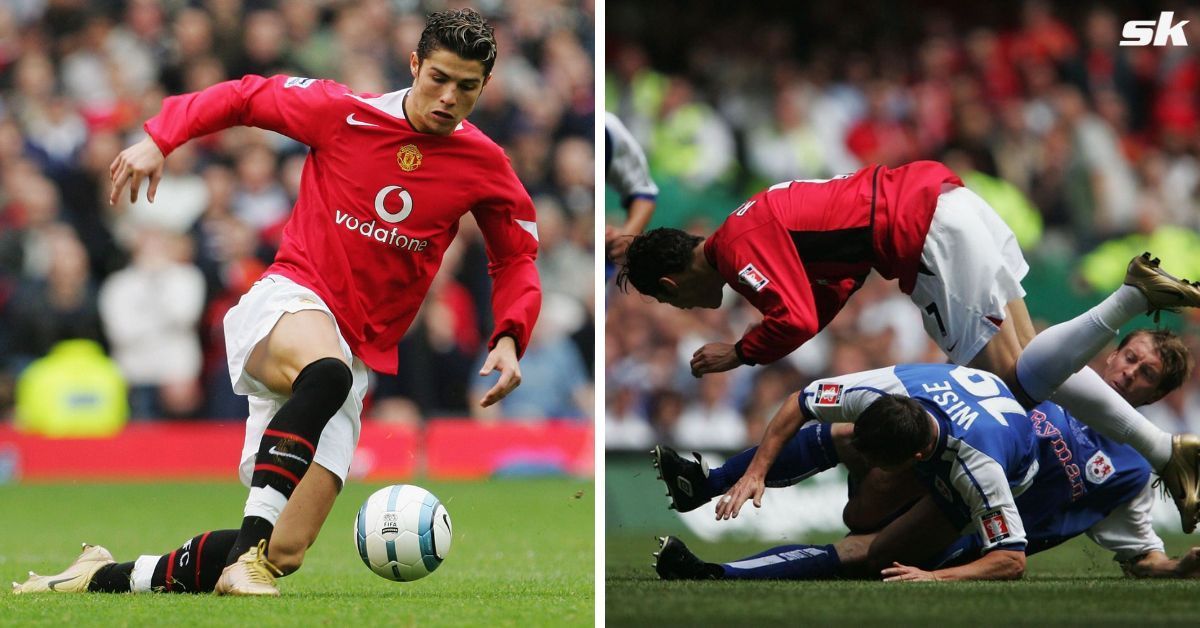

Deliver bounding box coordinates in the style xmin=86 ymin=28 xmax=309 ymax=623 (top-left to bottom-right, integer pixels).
xmin=374 ymin=185 xmax=413 ymax=223
xmin=333 ymin=184 xmax=428 ymax=252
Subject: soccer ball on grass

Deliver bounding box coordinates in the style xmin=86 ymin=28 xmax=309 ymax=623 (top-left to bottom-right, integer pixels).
xmin=354 ymin=484 xmax=452 ymax=581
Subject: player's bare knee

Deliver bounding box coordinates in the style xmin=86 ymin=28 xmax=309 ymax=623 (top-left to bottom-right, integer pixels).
xmin=843 ymin=501 xmax=884 ymax=534
xmin=832 ymin=535 xmax=872 ymax=577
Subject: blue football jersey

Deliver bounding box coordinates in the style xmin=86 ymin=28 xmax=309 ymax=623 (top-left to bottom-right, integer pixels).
xmin=801 ymin=364 xmax=1154 ymax=559
xmin=1015 ymin=402 xmax=1151 ymax=551
xmin=801 ymin=364 xmax=1034 ymax=553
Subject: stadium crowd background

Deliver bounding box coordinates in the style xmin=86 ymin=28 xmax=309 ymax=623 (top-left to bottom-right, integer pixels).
xmin=605 ymin=0 xmax=1200 ymax=451
xmin=0 ymin=0 xmax=595 ymax=428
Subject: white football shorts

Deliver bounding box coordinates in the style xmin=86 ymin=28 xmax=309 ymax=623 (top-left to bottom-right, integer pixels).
xmin=909 ymin=186 xmax=1029 ymax=365
xmin=223 ymin=274 xmax=370 ymax=486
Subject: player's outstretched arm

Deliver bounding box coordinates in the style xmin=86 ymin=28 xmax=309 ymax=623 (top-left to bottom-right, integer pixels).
xmin=607 ymin=198 xmax=656 ymax=263
xmin=109 ymin=137 xmax=165 ymax=205
xmin=1123 ymin=549 xmax=1200 ymax=578
xmin=715 ymin=391 xmax=804 ymax=520
xmin=882 ymin=549 xmax=1026 ymax=582
xmin=478 ymin=335 xmax=522 ymax=408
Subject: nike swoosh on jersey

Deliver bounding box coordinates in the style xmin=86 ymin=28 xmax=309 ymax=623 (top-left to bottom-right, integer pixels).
xmin=268 ymin=446 xmax=309 ymax=465
xmin=346 ymin=113 xmax=380 ymax=127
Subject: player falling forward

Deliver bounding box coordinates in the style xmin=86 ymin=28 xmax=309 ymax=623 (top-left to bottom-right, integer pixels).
xmin=14 ymin=9 xmax=540 ymax=597
xmin=656 ymin=353 xmax=1200 ymax=581
xmin=618 ymin=161 xmax=1200 ymax=530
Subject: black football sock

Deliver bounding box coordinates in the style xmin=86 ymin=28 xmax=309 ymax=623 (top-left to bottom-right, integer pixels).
xmin=88 ymin=563 xmax=134 ymax=593
xmin=88 ymin=530 xmax=239 ymax=593
xmin=227 ymin=358 xmax=352 ymax=563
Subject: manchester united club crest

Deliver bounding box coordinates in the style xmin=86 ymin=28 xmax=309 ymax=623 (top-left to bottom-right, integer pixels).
xmin=397 ymin=144 xmax=423 ymax=172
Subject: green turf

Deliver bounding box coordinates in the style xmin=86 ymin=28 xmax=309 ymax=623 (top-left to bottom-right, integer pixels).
xmin=607 ymin=532 xmax=1200 ymax=626
xmin=0 ymin=478 xmax=593 ymax=627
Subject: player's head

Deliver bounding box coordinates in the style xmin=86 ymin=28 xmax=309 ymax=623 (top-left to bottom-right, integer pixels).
xmin=616 ymin=227 xmax=722 ymax=309
xmin=1103 ymin=329 xmax=1192 ymax=406
xmin=852 ymin=395 xmax=935 ymax=469
xmin=407 ymin=8 xmax=496 ymax=136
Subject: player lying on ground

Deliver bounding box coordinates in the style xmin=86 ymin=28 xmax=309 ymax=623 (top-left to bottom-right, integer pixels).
xmin=13 ymin=9 xmax=540 ymax=597
xmin=657 ymin=329 xmax=1187 ymax=520
xmin=654 ymin=356 xmax=1200 ymax=581
xmin=617 ymin=159 xmax=1200 ymax=530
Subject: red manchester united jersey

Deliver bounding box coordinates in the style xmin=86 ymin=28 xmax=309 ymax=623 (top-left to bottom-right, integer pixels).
xmin=703 ymin=161 xmax=961 ymax=366
xmin=144 ymin=75 xmax=541 ymax=374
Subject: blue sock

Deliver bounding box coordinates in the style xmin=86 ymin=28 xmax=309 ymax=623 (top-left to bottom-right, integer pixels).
xmin=704 ymin=422 xmax=840 ymax=498
xmin=721 ymin=544 xmax=841 ymax=580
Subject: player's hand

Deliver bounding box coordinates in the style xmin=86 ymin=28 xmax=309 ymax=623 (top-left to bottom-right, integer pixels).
xmin=881 ymin=562 xmax=938 ymax=582
xmin=605 ymin=226 xmax=633 ymax=264
xmin=715 ymin=473 xmax=765 ymax=520
xmin=690 ymin=342 xmax=741 ymax=377
xmin=1175 ymin=548 xmax=1200 ymax=577
xmin=109 ymin=137 xmax=165 ymax=205
xmin=478 ymin=336 xmax=522 ymax=408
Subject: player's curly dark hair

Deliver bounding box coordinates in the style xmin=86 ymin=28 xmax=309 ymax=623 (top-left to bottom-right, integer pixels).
xmin=1118 ymin=329 xmax=1192 ymax=398
xmin=418 ymin=8 xmax=497 ymax=75
xmin=851 ymin=395 xmax=932 ymax=468
xmin=615 ymin=227 xmax=704 ymax=297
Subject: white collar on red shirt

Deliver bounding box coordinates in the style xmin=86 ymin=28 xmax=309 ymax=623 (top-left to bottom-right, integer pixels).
xmin=347 ymin=88 xmax=465 ymax=132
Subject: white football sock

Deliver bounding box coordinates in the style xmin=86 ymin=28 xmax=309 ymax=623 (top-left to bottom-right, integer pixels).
xmin=129 ymin=555 xmax=160 ymax=593
xmin=1050 ymin=367 xmax=1172 ymax=469
xmin=1015 ymin=285 xmax=1148 ymax=401
xmin=243 ymin=485 xmax=289 ymax=525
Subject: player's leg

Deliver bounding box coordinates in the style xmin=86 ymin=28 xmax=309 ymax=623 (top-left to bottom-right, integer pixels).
xmin=853 ymin=494 xmax=961 ymax=577
xmin=974 ymin=296 xmax=1178 ymax=469
xmin=654 ymin=496 xmax=957 ymax=581
xmin=653 ymin=535 xmax=841 ymax=581
xmin=981 ymin=286 xmax=1200 ymax=531
xmin=221 ymin=310 xmax=350 ymax=589
xmin=1011 ymin=255 xmax=1200 ymax=468
xmin=265 ymin=462 xmax=341 ymax=574
xmin=1016 ymin=253 xmax=1200 ymax=404
xmin=916 ymin=189 xmax=1200 ymax=530
xmin=218 ymin=291 xmax=357 ymax=595
xmin=653 ymin=419 xmax=848 ymax=512
xmin=841 ymin=466 xmax=925 ymax=534
xmin=13 ymin=530 xmax=239 ymax=594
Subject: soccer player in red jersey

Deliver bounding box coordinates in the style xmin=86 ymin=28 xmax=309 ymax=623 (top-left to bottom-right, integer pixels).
xmin=14 ymin=9 xmax=540 ymax=597
xmin=617 ymin=161 xmax=1200 ymax=532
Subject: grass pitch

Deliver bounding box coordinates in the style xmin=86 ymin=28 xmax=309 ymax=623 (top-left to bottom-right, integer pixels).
xmin=0 ymin=478 xmax=593 ymax=626
xmin=607 ymin=532 xmax=1200 ymax=626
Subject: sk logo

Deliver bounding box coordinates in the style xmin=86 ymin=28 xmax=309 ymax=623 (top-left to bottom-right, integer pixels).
xmin=397 ymin=145 xmax=423 ymax=172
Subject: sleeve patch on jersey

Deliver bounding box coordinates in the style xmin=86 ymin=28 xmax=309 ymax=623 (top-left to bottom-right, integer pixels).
xmin=980 ymin=509 xmax=1011 ymax=544
xmin=737 ymin=263 xmax=769 ymax=292
xmin=1085 ymin=450 xmax=1115 ymax=484
xmin=815 ymin=383 xmax=843 ymax=406
xmin=284 ymin=77 xmax=316 ymax=89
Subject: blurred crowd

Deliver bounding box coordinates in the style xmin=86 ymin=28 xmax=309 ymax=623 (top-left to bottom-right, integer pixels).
xmin=605 ymin=0 xmax=1200 ymax=450
xmin=0 ymin=0 xmax=595 ymax=426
